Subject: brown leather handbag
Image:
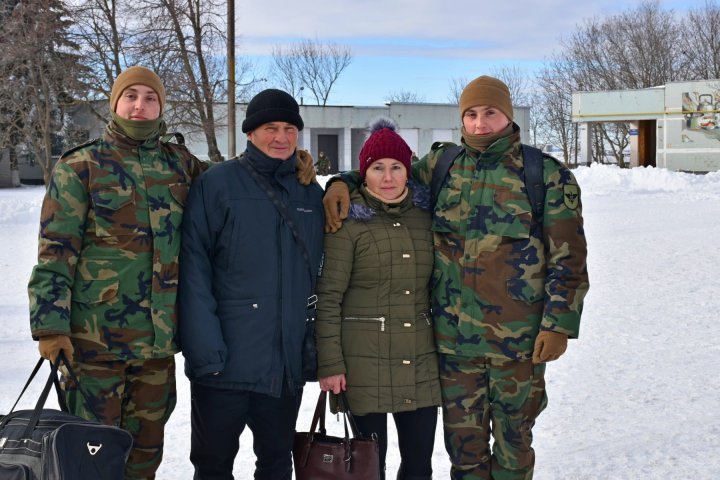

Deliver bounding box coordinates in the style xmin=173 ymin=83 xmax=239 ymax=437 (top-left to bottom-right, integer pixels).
xmin=293 ymin=391 xmax=381 ymax=479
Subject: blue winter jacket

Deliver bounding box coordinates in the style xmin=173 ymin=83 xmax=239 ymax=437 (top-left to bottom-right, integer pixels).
xmin=179 ymin=142 xmax=324 ymax=396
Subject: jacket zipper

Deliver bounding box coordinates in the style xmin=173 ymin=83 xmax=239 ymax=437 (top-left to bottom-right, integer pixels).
xmin=420 ymin=311 xmax=431 ymax=326
xmin=344 ymin=316 xmax=386 ymax=332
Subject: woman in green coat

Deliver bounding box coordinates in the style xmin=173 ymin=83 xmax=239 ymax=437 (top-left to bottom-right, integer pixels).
xmin=316 ymin=118 xmax=441 ymax=480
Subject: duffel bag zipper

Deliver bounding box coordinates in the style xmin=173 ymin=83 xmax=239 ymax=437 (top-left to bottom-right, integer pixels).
xmin=344 ymin=316 xmax=386 ymax=331
xmin=4 ymin=419 xmax=87 ymax=429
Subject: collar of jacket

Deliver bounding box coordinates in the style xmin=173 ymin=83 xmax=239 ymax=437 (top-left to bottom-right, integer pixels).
xmin=348 ymin=180 xmax=430 ymax=221
xmin=462 ymin=122 xmax=521 ymax=164
xmin=104 ymin=120 xmax=160 ymax=150
xmin=244 ymin=141 xmax=297 ymax=179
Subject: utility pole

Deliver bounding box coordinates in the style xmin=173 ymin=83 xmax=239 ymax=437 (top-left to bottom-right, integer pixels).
xmin=227 ymin=0 xmax=236 ymax=159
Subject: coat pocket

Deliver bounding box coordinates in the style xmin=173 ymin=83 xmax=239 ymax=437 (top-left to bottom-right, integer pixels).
xmin=169 ymin=183 xmax=189 ymax=207
xmin=72 ymin=279 xmax=120 ymax=305
xmin=90 ymin=186 xmax=136 ymax=237
xmin=489 ymin=189 xmax=532 ymax=239
xmin=342 ymin=316 xmax=385 ymax=358
xmin=506 ymin=277 xmax=544 ymax=304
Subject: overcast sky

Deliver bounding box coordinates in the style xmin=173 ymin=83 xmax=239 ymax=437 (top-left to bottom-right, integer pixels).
xmin=233 ymin=0 xmax=693 ymax=105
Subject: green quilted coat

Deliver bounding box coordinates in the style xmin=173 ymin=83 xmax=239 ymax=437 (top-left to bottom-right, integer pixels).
xmin=316 ymin=184 xmax=441 ymax=415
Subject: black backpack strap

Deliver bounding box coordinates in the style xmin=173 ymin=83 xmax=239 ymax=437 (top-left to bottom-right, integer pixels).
xmin=161 ymin=132 xmax=185 ymax=145
xmin=431 ymin=144 xmax=463 ymax=204
xmin=520 ymin=144 xmax=545 ymax=221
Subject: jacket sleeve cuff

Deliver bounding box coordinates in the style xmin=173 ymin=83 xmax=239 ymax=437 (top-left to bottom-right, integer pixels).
xmin=317 ymin=362 xmax=347 ymax=379
xmin=191 ymin=360 xmax=225 ymax=378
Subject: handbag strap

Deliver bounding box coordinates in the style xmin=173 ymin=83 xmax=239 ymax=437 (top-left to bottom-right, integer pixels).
xmin=336 ymin=392 xmax=363 ymax=439
xmin=238 ymin=155 xmax=317 ymax=293
xmin=309 ymin=390 xmax=328 ymax=436
xmin=307 ymin=391 xmax=365 ymax=440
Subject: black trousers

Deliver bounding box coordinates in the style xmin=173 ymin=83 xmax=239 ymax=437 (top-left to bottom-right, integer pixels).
xmin=353 ymin=406 xmax=438 ymax=480
xmin=189 ymin=382 xmax=302 ymax=480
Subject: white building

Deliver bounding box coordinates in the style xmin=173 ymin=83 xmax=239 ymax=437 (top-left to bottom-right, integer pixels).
xmin=572 ymin=79 xmax=720 ymax=172
xmin=184 ymin=101 xmax=531 ymax=172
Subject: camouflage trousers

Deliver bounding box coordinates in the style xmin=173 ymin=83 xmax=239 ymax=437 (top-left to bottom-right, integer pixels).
xmin=61 ymin=356 xmax=177 ymax=480
xmin=439 ymin=354 xmax=548 ymax=480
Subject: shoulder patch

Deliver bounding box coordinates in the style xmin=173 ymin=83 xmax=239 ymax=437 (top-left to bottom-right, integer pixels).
xmin=59 ymin=138 xmax=101 ymax=159
xmin=563 ymin=184 xmax=580 ymax=210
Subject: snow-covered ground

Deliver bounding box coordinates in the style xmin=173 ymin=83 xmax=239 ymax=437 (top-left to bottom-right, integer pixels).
xmin=1 ymin=164 xmax=719 ymax=479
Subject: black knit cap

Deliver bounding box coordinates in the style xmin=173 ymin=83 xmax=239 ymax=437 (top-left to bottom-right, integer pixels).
xmin=242 ymin=88 xmax=304 ymax=133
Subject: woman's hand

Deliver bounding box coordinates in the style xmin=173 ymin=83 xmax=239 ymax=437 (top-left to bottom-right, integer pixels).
xmin=319 ymin=374 xmax=347 ymax=394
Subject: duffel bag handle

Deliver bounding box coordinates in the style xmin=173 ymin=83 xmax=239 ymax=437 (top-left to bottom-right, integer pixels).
xmin=8 ymin=351 xmax=78 ymax=416
xmin=6 ymin=357 xmax=46 ymax=415
xmin=2 ymin=352 xmax=101 ymax=439
xmin=20 ymin=357 xmax=63 ymax=439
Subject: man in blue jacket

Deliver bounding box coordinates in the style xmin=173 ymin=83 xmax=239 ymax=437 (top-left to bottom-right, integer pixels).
xmin=179 ymin=89 xmax=324 ymax=479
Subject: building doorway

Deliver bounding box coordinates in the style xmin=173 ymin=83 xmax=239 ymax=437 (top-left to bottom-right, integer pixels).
xmin=317 ymin=134 xmax=339 ymax=173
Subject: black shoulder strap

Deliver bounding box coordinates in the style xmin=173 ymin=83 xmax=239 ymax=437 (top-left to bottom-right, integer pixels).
xmin=431 ymin=145 xmax=463 ymax=204
xmin=237 ymin=155 xmax=316 ymax=293
xmin=161 ymin=132 xmax=185 ymax=145
xmin=520 ymin=144 xmax=545 ymax=220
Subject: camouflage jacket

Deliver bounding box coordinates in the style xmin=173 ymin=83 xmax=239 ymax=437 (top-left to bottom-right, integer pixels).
xmin=28 ymin=123 xmax=206 ymax=361
xmin=412 ymin=127 xmax=589 ymax=360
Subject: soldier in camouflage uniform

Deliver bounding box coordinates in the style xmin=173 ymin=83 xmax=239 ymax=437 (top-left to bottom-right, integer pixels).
xmin=323 ymin=76 xmax=589 ymax=480
xmin=315 ymin=150 xmax=331 ymax=175
xmin=27 ymin=66 xmax=204 ymax=479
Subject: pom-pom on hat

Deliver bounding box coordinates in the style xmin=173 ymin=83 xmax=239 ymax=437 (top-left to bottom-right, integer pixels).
xmin=109 ymin=66 xmax=166 ymax=114
xmin=459 ymin=75 xmax=513 ymax=120
xmin=359 ymin=117 xmax=412 ymax=179
xmin=242 ymin=88 xmax=304 ymax=133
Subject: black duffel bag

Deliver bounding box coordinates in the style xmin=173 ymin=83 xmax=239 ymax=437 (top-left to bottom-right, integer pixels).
xmin=0 ymin=353 xmax=133 ymax=479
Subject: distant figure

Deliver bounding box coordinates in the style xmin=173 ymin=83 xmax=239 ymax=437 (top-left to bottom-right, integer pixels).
xmin=315 ymin=150 xmax=331 ymax=175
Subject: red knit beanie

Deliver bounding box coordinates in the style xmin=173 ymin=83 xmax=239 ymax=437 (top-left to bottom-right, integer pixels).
xmin=359 ymin=118 xmax=412 ymax=179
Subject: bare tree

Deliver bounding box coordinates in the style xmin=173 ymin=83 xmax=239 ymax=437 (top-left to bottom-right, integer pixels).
xmin=536 ymin=57 xmax=580 ymax=166
xmin=0 ymin=0 xmax=87 ymax=183
xmin=490 ymin=65 xmax=532 ymax=107
xmin=542 ymin=0 xmax=689 ymax=165
xmin=68 ymin=0 xmax=137 ymax=113
xmin=679 ymin=0 xmax=720 ymax=80
xmin=526 ymin=91 xmax=543 ymax=148
xmin=271 ymin=39 xmax=352 ymax=106
xmin=128 ymin=0 xmax=226 ymax=161
xmin=385 ymin=91 xmax=426 ymax=103
xmin=563 ymin=0 xmax=684 ymax=91
xmin=70 ymin=0 xmax=263 ymax=162
xmin=447 ymin=76 xmax=468 ymax=104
